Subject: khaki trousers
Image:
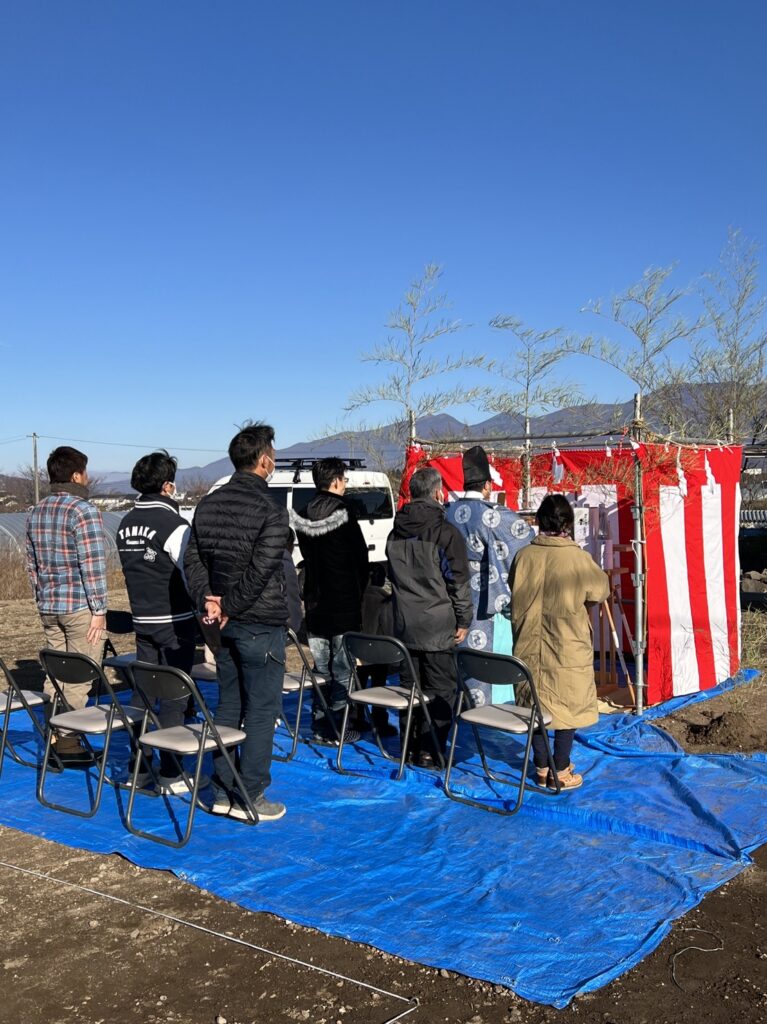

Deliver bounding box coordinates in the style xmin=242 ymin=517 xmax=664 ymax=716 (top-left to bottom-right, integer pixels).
xmin=40 ymin=609 xmax=104 ymax=711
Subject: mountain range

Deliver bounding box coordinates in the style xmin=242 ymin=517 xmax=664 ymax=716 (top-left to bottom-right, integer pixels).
xmin=97 ymin=400 xmax=634 ymax=493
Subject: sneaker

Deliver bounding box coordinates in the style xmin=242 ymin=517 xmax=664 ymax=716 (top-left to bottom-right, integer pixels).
xmin=157 ymin=773 xmax=211 ymax=796
xmin=210 ymin=794 xmax=231 ymax=815
xmin=133 ymin=771 xmax=154 ymax=789
xmin=228 ymin=796 xmax=286 ymax=822
xmin=311 ymin=726 xmax=361 ymax=747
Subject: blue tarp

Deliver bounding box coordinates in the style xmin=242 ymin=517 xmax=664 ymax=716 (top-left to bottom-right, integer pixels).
xmin=0 ymin=669 xmax=764 ymax=1008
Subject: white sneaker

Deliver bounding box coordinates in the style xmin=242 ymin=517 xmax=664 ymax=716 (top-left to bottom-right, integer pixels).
xmin=157 ymin=773 xmax=210 ymax=795
xmin=211 ymin=795 xmax=231 ymax=815
xmin=228 ymin=796 xmax=286 ymax=822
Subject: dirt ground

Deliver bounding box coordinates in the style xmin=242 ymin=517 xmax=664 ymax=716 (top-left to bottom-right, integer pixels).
xmin=0 ymin=592 xmax=765 ymax=1024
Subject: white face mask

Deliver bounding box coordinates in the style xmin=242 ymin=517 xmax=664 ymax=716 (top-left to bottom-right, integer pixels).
xmin=264 ymin=454 xmax=276 ymax=484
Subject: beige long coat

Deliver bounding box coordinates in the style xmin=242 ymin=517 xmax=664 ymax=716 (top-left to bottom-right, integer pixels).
xmin=510 ymin=536 xmax=610 ymax=730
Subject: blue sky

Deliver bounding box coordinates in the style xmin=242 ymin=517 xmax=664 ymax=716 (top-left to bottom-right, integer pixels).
xmin=1 ymin=1 xmax=766 ymax=473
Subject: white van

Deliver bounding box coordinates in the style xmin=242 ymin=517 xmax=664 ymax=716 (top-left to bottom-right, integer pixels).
xmin=207 ymin=459 xmax=395 ymax=570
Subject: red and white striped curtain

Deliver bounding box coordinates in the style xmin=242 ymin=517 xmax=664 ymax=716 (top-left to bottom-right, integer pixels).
xmin=400 ymin=443 xmax=742 ymax=705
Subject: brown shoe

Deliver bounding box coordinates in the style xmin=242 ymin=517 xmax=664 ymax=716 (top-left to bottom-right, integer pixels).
xmin=549 ymin=765 xmax=583 ymax=791
xmin=53 ymin=735 xmax=99 ymax=766
xmin=535 ymin=761 xmax=576 ymax=785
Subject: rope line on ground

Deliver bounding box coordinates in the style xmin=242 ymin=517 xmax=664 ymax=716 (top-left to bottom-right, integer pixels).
xmin=0 ymin=858 xmax=420 ymax=1023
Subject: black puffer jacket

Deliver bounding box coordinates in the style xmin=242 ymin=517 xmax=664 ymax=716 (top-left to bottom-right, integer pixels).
xmin=291 ymin=491 xmax=369 ymax=638
xmin=386 ymin=498 xmax=473 ymax=652
xmin=185 ymin=471 xmax=290 ymax=626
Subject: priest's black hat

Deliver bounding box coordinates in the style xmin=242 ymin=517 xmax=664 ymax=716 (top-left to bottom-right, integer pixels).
xmin=462 ymin=445 xmax=491 ymax=489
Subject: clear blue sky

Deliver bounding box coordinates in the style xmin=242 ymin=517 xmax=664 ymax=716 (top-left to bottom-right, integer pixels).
xmin=1 ymin=1 xmax=765 ymax=473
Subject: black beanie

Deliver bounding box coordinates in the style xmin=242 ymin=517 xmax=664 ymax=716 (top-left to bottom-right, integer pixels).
xmin=462 ymin=445 xmax=491 ymax=489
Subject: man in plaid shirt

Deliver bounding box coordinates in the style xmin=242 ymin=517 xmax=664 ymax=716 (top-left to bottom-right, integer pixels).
xmin=26 ymin=446 xmax=108 ymax=763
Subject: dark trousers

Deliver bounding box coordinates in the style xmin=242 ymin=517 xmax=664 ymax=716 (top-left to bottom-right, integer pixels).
xmin=213 ymin=622 xmax=285 ymax=802
xmin=132 ymin=621 xmax=196 ymax=777
xmin=401 ymin=649 xmax=458 ymax=758
xmin=532 ymin=728 xmax=576 ymax=772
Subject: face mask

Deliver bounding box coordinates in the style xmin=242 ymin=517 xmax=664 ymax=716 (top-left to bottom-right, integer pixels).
xmin=264 ymin=455 xmax=276 ymax=484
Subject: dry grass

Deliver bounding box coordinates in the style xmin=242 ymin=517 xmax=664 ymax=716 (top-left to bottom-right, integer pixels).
xmin=741 ymin=607 xmax=767 ymax=679
xmin=0 ymin=552 xmax=31 ymax=601
xmin=0 ymin=550 xmax=124 ymax=602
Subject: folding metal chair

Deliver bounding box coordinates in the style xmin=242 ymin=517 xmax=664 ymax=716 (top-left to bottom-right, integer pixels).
xmin=37 ymin=649 xmax=145 ymax=818
xmin=124 ymin=662 xmax=257 ymax=848
xmin=274 ymin=628 xmax=335 ymax=762
xmin=103 ymin=651 xmax=218 ymax=684
xmin=0 ymin=656 xmax=60 ymax=778
xmin=337 ymin=632 xmax=442 ymax=781
xmin=444 ymin=649 xmax=560 ymax=815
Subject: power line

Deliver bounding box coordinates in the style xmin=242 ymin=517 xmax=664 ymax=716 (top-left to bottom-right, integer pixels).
xmin=0 ymin=435 xmax=27 ymax=446
xmin=33 ymin=433 xmax=225 ymax=454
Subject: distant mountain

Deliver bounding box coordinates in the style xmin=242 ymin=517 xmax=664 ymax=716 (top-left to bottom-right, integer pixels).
xmin=97 ymin=402 xmax=638 ymax=493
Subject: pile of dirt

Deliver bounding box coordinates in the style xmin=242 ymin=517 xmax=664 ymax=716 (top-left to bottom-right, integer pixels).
xmin=658 ymin=699 xmax=767 ymax=754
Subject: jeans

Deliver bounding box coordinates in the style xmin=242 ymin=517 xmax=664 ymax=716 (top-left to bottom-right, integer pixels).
xmin=307 ymin=634 xmax=352 ymax=726
xmin=213 ymin=621 xmax=285 ymax=802
xmin=532 ymin=728 xmax=576 ymax=771
xmin=131 ymin=622 xmax=195 ymax=778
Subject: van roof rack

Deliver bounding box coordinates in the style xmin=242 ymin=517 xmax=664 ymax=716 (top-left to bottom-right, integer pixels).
xmin=274 ymin=458 xmax=367 ymax=469
xmin=274 ymin=457 xmax=368 ymax=484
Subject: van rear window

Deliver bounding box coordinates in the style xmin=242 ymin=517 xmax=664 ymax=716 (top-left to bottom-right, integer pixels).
xmin=346 ymin=488 xmax=393 ymax=520
xmin=290 ymin=489 xmax=316 ymax=515
xmin=267 ymin=486 xmax=291 ymax=507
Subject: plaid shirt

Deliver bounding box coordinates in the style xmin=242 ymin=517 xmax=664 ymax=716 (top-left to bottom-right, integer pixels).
xmin=25 ymin=492 xmax=108 ymax=615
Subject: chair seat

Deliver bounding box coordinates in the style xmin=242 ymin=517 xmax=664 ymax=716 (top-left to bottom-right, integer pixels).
xmin=139 ymin=721 xmax=246 ymax=754
xmin=191 ymin=661 xmax=217 ymax=682
xmin=348 ymin=685 xmax=431 ymax=710
xmin=50 ymin=704 xmax=144 ymax=734
xmin=283 ymin=671 xmax=326 ymax=693
xmin=1 ymin=689 xmax=49 ymax=713
xmin=104 ymin=652 xmax=218 ymax=684
xmin=460 ymin=703 xmax=551 ymax=734
xmin=282 ymin=672 xmax=305 ymax=693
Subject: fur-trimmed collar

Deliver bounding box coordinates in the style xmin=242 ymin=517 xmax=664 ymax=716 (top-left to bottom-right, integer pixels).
xmin=289 ymin=507 xmax=349 ymax=536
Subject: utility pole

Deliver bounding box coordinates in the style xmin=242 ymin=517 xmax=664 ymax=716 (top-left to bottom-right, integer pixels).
xmin=523 ymin=415 xmax=531 ymax=508
xmin=408 ymin=408 xmax=416 ymax=445
xmin=31 ymin=432 xmax=39 ymax=504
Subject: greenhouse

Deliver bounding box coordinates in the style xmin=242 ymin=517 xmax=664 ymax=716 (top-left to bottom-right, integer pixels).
xmin=0 ymin=511 xmax=127 ymax=561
